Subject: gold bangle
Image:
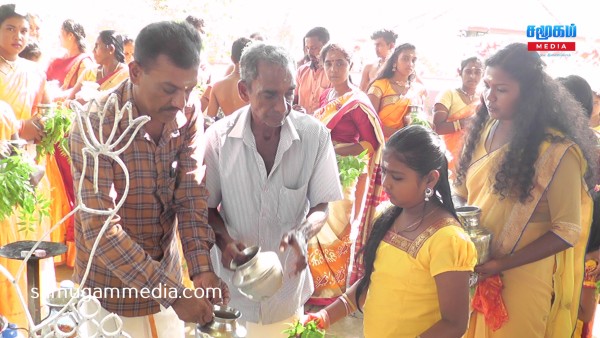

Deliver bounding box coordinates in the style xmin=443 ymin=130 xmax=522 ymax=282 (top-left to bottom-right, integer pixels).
xmin=341 ymin=293 xmax=357 ymax=313
xmin=453 ymin=120 xmax=462 ymax=131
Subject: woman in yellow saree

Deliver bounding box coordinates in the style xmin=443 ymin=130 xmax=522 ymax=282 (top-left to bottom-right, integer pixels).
xmin=367 ymin=43 xmax=427 ymax=140
xmin=88 ymin=30 xmax=128 ymax=95
xmin=0 ymin=4 xmax=58 ymax=328
xmin=433 ymin=57 xmax=483 ymax=174
xmin=308 ymin=43 xmax=384 ymax=304
xmin=453 ymin=43 xmax=597 ymax=338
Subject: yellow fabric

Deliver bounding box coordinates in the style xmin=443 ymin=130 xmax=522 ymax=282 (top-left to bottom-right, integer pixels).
xmin=435 ymin=89 xmax=479 ymax=172
xmin=0 ymin=100 xmax=17 ymax=139
xmin=363 ymin=218 xmax=477 ymax=338
xmin=456 ymin=121 xmax=593 ymax=338
xmin=98 ymin=67 xmax=129 ymax=92
xmin=0 ymin=58 xmax=58 ymax=328
xmin=62 ymin=54 xmax=95 ymax=90
xmin=368 ymin=78 xmax=426 ymax=134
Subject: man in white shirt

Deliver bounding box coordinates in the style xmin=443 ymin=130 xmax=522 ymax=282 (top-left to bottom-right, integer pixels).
xmin=204 ymin=43 xmax=342 ymax=337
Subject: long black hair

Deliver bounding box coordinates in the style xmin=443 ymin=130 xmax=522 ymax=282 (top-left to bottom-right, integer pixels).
xmin=373 ymin=43 xmax=416 ymax=82
xmin=456 ymin=43 xmax=597 ymax=202
xmin=355 ymin=125 xmax=457 ymax=309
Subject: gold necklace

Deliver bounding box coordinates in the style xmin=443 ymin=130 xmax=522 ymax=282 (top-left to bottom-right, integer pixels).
xmin=392 ymin=79 xmax=409 ymax=87
xmin=458 ymin=87 xmax=476 ymax=102
xmin=101 ymin=62 xmax=120 ymax=78
xmin=398 ymin=208 xmax=436 ymax=233
xmin=0 ymin=54 xmax=16 ymax=71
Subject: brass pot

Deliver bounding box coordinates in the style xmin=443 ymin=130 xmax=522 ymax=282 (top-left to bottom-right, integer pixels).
xmin=231 ymin=246 xmax=283 ymax=301
xmin=196 ymin=305 xmax=247 ymax=338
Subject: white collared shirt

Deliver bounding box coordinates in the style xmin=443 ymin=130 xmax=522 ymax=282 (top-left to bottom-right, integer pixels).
xmin=204 ymin=106 xmax=342 ymax=324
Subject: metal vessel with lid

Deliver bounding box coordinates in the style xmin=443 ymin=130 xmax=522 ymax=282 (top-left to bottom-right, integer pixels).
xmin=196 ymin=305 xmax=247 ymax=338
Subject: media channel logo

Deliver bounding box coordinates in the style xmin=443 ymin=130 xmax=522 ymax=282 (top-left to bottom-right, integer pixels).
xmin=526 ymin=24 xmax=576 ymax=52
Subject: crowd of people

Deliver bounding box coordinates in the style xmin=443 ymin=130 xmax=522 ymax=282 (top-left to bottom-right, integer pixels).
xmin=1 ymin=2 xmax=600 ymax=338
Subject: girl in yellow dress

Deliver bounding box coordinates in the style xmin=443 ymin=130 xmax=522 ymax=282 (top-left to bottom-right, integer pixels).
xmin=305 ymin=125 xmax=477 ymax=338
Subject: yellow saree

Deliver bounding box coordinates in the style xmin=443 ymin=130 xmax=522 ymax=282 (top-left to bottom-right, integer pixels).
xmin=97 ymin=67 xmax=129 ymax=92
xmin=309 ymin=89 xmax=385 ymax=302
xmin=436 ymin=89 xmax=479 ymax=172
xmin=455 ymin=122 xmax=592 ymax=338
xmin=0 ymin=58 xmax=59 ymax=328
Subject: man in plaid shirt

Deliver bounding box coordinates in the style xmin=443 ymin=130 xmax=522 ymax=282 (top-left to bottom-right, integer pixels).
xmin=70 ymin=21 xmax=227 ymax=337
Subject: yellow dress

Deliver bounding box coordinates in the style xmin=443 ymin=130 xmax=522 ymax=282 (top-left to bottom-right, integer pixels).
xmin=363 ymin=218 xmax=477 ymax=338
xmin=455 ymin=121 xmax=592 ymax=338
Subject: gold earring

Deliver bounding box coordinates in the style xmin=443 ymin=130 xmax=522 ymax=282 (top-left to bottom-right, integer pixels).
xmin=392 ymin=64 xmax=397 ymax=72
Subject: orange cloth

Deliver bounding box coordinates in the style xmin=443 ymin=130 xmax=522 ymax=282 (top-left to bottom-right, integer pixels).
xmin=471 ymin=275 xmax=509 ymax=331
xmin=368 ymin=79 xmax=427 ymax=138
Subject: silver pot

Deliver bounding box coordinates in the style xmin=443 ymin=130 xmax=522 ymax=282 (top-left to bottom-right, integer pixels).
xmin=456 ymin=206 xmax=492 ymax=264
xmin=231 ymin=246 xmax=283 ymax=301
xmin=196 ymin=305 xmax=247 ymax=338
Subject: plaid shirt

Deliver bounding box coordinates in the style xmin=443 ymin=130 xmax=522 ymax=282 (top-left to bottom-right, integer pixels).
xmin=70 ymin=81 xmax=214 ymax=316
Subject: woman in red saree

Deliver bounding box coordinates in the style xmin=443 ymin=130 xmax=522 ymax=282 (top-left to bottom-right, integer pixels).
xmin=45 ymin=19 xmax=95 ymax=266
xmin=309 ymin=43 xmax=384 ymax=304
xmin=46 ymin=19 xmax=95 ymax=99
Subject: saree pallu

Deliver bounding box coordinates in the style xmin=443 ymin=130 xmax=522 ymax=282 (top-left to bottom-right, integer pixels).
xmin=0 ymin=59 xmax=58 ymax=327
xmin=437 ymin=89 xmax=479 ymax=174
xmin=309 ymin=89 xmax=384 ymax=301
xmin=46 ymin=53 xmax=95 ymax=90
xmin=97 ymin=67 xmax=129 ymax=92
xmin=455 ymin=123 xmax=592 ymax=338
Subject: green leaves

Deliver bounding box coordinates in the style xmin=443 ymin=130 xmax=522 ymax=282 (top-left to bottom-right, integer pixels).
xmin=0 ymin=153 xmax=49 ymax=231
xmin=282 ymin=320 xmax=325 ymax=338
xmin=409 ymin=112 xmax=431 ymax=128
xmin=36 ymin=106 xmax=74 ymax=161
xmin=336 ymin=150 xmax=369 ymax=189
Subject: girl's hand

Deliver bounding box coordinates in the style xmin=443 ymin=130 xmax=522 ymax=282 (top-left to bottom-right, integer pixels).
xmin=301 ymin=309 xmax=330 ymax=330
xmin=474 ymin=259 xmax=504 ymax=280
